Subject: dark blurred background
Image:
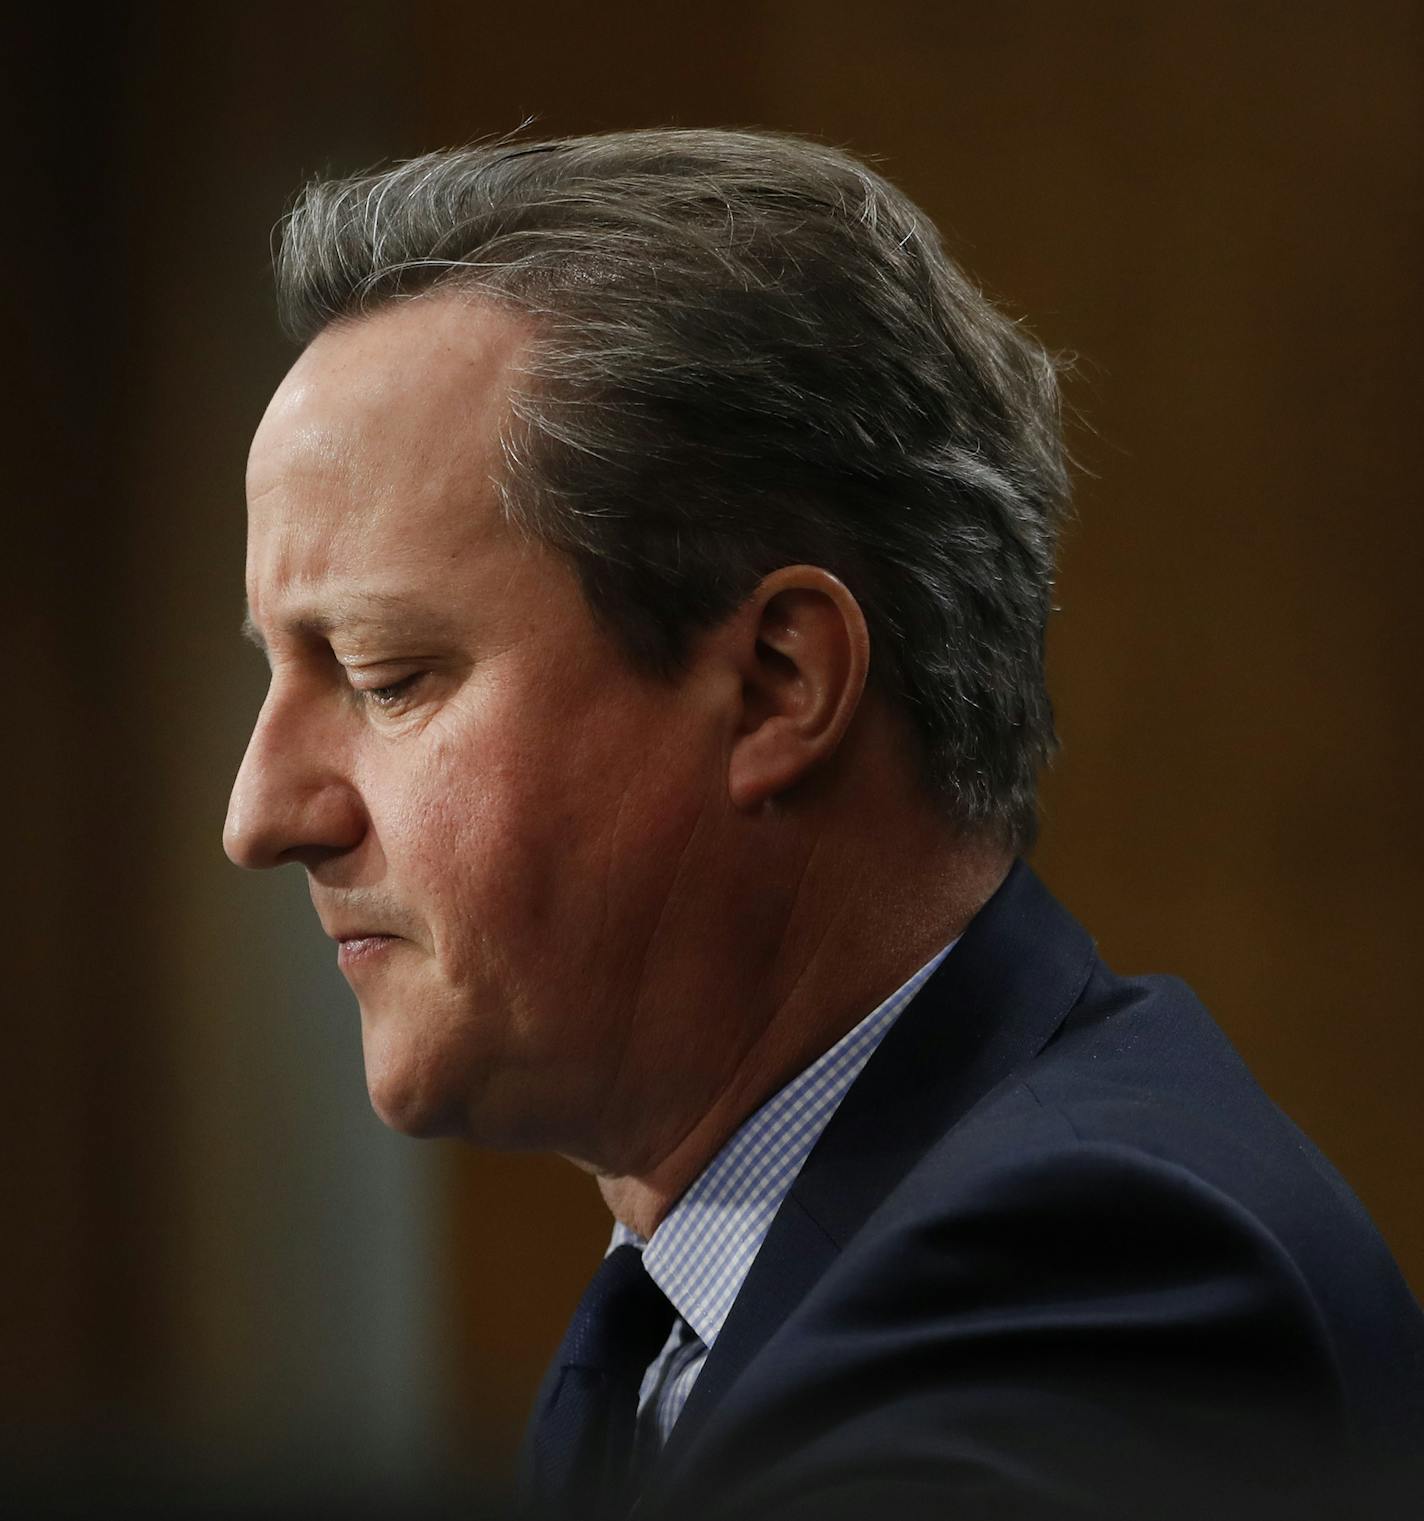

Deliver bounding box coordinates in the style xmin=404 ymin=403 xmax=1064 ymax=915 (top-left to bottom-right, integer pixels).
xmin=5 ymin=0 xmax=1420 ymax=1510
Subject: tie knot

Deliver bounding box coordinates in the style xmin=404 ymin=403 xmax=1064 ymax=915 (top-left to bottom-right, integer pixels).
xmin=562 ymin=1243 xmax=677 ymax=1378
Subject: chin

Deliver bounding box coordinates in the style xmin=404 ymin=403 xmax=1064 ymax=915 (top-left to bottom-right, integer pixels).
xmin=362 ymin=1037 xmax=466 ymax=1139
xmin=366 ymin=1073 xmax=462 ymax=1138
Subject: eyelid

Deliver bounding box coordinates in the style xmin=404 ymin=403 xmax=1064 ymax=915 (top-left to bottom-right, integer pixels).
xmin=344 ymin=666 xmax=430 ymax=711
xmin=340 ymin=654 xmax=429 ymax=684
xmin=344 ymin=663 xmax=421 ymax=685
xmin=339 ymin=660 xmax=429 ymax=705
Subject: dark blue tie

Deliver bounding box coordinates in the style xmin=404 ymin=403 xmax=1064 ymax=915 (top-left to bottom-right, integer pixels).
xmin=523 ymin=1243 xmax=678 ymax=1517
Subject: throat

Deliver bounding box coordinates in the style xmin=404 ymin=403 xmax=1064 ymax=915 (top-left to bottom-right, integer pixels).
xmin=596 ymin=1173 xmax=669 ymax=1242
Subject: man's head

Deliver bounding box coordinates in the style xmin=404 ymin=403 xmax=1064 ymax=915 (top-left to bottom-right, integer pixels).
xmin=275 ymin=128 xmax=1068 ymax=850
xmin=225 ymin=129 xmax=1069 ymax=1171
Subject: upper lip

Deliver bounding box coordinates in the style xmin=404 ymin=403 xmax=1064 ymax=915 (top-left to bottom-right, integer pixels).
xmin=322 ymin=924 xmax=398 ymax=943
xmin=315 ymin=896 xmax=407 ymax=943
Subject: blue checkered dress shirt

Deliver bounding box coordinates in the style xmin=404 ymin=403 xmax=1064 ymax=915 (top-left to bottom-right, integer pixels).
xmin=608 ymin=938 xmax=958 ymax=1452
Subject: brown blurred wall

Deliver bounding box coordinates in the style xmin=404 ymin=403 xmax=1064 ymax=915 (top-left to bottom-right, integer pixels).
xmin=6 ymin=0 xmax=1421 ymax=1494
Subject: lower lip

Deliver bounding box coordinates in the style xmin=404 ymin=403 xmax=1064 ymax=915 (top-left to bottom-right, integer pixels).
xmin=338 ymin=935 xmax=400 ymax=968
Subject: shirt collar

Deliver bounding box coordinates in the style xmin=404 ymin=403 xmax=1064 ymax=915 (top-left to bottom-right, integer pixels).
xmin=610 ymin=939 xmax=957 ymax=1350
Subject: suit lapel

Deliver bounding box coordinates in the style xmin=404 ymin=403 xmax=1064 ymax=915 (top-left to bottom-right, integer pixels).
xmin=639 ymin=861 xmax=1097 ymax=1501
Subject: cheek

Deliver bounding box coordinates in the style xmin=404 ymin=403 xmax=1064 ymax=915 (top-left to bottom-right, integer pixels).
xmin=361 ymin=680 xmax=714 ymax=981
xmin=370 ymin=722 xmax=593 ymax=959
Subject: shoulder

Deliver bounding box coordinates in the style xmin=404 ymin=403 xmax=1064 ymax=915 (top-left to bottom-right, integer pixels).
xmin=881 ymin=962 xmax=1424 ymax=1457
xmin=660 ymin=964 xmax=1424 ymax=1519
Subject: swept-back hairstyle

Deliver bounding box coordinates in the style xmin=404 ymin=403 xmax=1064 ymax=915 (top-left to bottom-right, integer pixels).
xmin=276 ymin=129 xmax=1070 ymax=852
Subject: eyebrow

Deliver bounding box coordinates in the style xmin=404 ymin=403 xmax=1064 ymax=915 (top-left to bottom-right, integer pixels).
xmin=240 ymin=591 xmax=458 ymax=653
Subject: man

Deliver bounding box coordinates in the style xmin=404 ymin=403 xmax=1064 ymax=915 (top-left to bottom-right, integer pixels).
xmin=224 ymin=130 xmax=1423 ymax=1519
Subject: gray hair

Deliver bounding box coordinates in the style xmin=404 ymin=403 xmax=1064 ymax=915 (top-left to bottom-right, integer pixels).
xmin=275 ymin=128 xmax=1070 ymax=852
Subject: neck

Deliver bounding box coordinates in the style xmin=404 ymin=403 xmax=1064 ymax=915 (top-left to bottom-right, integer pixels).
xmin=595 ymin=835 xmax=1012 ymax=1240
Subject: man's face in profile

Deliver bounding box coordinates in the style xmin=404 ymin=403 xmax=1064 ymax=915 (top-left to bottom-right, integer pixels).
xmin=225 ymin=297 xmax=727 ymax=1158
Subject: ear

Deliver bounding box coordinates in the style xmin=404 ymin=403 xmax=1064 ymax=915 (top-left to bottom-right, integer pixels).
xmin=726 ymin=565 xmax=871 ymax=811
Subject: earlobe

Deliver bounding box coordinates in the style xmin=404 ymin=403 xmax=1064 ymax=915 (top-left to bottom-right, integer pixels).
xmin=726 ymin=568 xmax=870 ymax=811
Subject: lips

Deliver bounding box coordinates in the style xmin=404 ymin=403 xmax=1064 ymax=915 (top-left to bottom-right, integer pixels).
xmin=336 ymin=933 xmax=399 ymax=967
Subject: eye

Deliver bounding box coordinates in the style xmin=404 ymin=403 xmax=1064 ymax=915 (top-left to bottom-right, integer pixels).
xmin=354 ymin=673 xmax=425 ymax=709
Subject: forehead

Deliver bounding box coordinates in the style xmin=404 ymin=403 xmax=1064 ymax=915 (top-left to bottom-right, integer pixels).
xmin=248 ymin=293 xmax=529 ymax=508
xmin=244 ymin=295 xmax=535 ymax=629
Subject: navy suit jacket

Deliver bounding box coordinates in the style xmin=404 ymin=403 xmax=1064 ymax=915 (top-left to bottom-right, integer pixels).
xmin=620 ymin=862 xmax=1424 ymax=1519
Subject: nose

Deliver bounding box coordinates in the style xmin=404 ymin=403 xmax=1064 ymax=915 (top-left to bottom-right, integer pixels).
xmin=223 ymin=686 xmax=366 ymax=871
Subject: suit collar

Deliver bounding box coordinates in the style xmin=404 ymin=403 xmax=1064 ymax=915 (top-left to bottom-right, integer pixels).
xmin=639 ymin=859 xmax=1097 ymax=1499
